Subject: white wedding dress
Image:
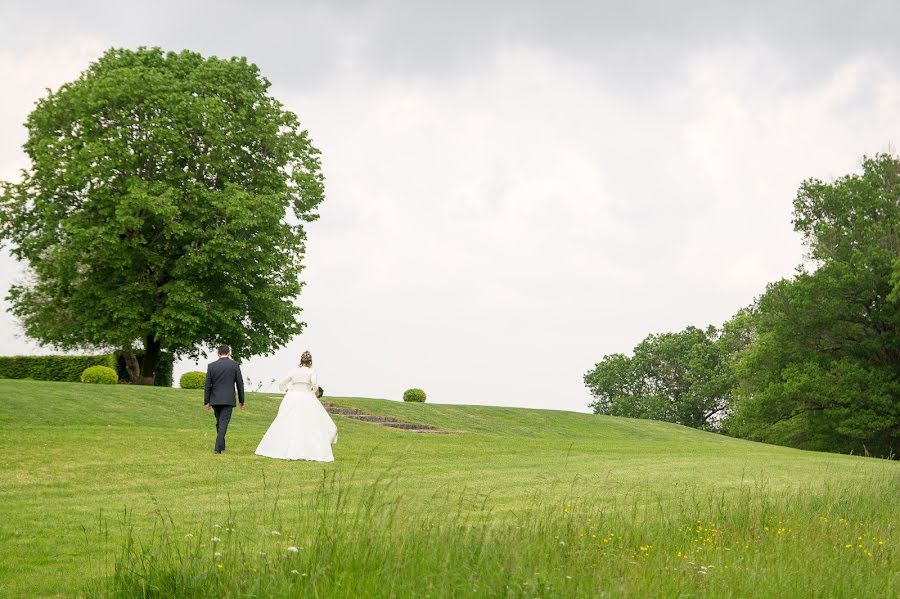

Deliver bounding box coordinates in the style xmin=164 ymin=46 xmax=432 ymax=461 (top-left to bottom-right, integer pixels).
xmin=255 ymin=366 xmax=338 ymax=461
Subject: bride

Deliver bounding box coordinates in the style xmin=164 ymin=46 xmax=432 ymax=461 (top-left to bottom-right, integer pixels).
xmin=255 ymin=351 xmax=338 ymax=461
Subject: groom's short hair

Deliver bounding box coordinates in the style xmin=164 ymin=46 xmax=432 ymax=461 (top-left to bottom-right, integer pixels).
xmin=217 ymin=344 xmax=231 ymax=356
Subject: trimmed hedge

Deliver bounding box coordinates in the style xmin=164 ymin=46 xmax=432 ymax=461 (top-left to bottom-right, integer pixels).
xmin=114 ymin=350 xmax=174 ymax=387
xmin=403 ymin=388 xmax=427 ymax=403
xmin=179 ymin=371 xmax=206 ymax=389
xmin=0 ymin=354 xmax=116 ymax=382
xmin=81 ymin=365 xmax=119 ymax=385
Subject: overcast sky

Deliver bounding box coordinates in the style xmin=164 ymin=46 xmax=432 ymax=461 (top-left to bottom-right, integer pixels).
xmin=1 ymin=1 xmax=898 ymax=411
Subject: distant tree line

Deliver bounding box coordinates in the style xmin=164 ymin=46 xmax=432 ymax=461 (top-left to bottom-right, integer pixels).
xmin=585 ymin=154 xmax=899 ymax=458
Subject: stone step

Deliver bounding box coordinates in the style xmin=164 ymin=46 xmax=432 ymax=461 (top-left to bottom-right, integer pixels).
xmin=325 ymin=407 xmax=366 ymax=416
xmin=346 ymin=414 xmax=402 ymax=423
xmin=383 ymin=421 xmax=436 ymax=430
xmin=322 ymin=402 xmax=448 ymax=434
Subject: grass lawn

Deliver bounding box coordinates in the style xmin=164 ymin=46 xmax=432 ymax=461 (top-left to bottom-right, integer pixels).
xmin=0 ymin=379 xmax=896 ymax=597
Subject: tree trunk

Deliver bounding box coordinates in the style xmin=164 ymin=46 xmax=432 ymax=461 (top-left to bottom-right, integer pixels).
xmin=122 ymin=340 xmax=158 ymax=386
xmin=138 ymin=336 xmax=162 ymax=386
xmin=121 ymin=346 xmax=143 ymax=384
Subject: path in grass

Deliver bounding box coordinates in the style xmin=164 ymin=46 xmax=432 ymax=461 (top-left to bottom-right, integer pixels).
xmin=0 ymin=379 xmax=895 ymax=597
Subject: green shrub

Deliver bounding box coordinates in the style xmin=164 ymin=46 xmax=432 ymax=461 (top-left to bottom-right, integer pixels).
xmin=179 ymin=371 xmax=206 ymax=389
xmin=114 ymin=350 xmax=174 ymax=387
xmin=403 ymin=388 xmax=426 ymax=402
xmin=0 ymin=354 xmax=115 ymax=382
xmin=80 ymin=365 xmax=119 ymax=385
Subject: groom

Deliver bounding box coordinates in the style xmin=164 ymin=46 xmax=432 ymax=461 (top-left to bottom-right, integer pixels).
xmin=204 ymin=344 xmax=245 ymax=454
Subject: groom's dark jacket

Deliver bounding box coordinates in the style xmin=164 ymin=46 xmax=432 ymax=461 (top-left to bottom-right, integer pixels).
xmin=204 ymin=357 xmax=245 ymax=406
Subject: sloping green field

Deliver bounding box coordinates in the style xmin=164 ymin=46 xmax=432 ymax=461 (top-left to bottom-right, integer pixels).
xmin=0 ymin=379 xmax=896 ymax=597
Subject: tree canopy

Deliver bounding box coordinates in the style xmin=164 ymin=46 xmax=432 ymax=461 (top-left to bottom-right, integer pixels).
xmin=727 ymin=154 xmax=899 ymax=456
xmin=585 ymin=325 xmax=740 ymax=430
xmin=0 ymin=47 xmax=324 ymax=383
xmin=585 ymin=154 xmax=899 ymax=457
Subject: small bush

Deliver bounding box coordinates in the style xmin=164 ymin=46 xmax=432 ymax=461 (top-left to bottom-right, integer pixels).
xmin=81 ymin=365 xmax=119 ymax=385
xmin=403 ymin=388 xmax=426 ymax=403
xmin=179 ymin=371 xmax=206 ymax=389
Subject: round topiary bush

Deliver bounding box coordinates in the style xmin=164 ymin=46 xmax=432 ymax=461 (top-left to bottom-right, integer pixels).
xmin=80 ymin=365 xmax=119 ymax=385
xmin=180 ymin=371 xmax=206 ymax=389
xmin=403 ymin=388 xmax=426 ymax=403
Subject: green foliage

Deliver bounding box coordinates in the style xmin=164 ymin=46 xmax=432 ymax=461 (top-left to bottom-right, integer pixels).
xmin=585 ymin=326 xmax=742 ymax=429
xmin=729 ymin=154 xmax=900 ymax=457
xmin=0 ymin=47 xmax=325 ymax=383
xmin=586 ymin=154 xmax=899 ymax=456
xmin=0 ymin=354 xmax=114 ymax=382
xmin=403 ymin=388 xmax=427 ymax=402
xmin=114 ymin=349 xmax=173 ymax=387
xmin=80 ymin=365 xmax=119 ymax=385
xmin=179 ymin=371 xmax=206 ymax=389
xmin=889 ymin=257 xmax=900 ymax=303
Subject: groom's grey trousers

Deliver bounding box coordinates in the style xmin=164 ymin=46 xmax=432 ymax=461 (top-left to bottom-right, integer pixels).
xmin=213 ymin=405 xmax=233 ymax=453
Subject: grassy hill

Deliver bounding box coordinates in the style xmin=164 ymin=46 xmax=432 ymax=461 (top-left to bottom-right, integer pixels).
xmin=0 ymin=379 xmax=896 ymax=597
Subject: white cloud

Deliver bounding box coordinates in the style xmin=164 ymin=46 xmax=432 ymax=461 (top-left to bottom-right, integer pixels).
xmin=1 ymin=31 xmax=898 ymax=412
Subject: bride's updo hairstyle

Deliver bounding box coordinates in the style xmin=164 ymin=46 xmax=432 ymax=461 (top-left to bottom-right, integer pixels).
xmin=300 ymin=351 xmax=313 ymax=367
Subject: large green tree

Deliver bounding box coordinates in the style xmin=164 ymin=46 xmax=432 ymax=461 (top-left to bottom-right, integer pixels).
xmin=728 ymin=154 xmax=899 ymax=456
xmin=584 ymin=325 xmax=740 ymax=430
xmin=0 ymin=48 xmax=324 ymax=384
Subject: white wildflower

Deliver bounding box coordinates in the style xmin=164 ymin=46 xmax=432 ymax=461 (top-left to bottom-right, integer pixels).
xmin=287 ymin=546 xmax=299 ymax=553
xmin=214 ymin=551 xmax=222 ymax=557
xmin=211 ymin=537 xmax=221 ymax=542
xmin=271 ymin=530 xmax=281 ymax=536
